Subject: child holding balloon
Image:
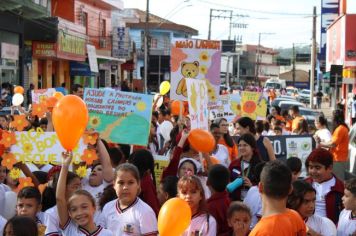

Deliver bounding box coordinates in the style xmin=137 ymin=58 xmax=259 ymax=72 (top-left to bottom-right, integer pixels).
xmin=178 ymin=175 xmax=217 ymax=236
xmin=56 ymin=152 xmax=112 ymax=236
xmin=98 ymin=163 xmax=158 ymax=236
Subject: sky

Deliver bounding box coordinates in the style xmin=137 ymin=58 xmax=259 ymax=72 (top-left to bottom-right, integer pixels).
xmin=123 ymin=0 xmax=356 ymax=49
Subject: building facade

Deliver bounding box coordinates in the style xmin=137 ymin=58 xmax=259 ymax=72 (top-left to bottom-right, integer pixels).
xmin=122 ymin=9 xmax=198 ymax=92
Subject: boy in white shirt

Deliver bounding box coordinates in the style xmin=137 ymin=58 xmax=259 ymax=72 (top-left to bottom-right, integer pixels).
xmin=337 ymin=178 xmax=356 ymax=236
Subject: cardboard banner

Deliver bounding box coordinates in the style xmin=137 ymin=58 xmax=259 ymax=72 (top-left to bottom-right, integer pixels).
xmin=233 ymin=135 xmax=315 ymax=177
xmin=170 ymin=38 xmax=221 ymax=101
xmin=153 ymin=154 xmax=169 ymax=186
xmin=10 ymin=130 xmax=86 ymax=165
xmin=240 ymin=91 xmax=268 ymax=120
xmin=209 ymin=93 xmax=242 ymax=122
xmin=83 ymin=88 xmax=153 ymax=146
xmin=31 ymin=88 xmax=56 ymax=104
xmin=186 ymin=78 xmax=209 ymax=130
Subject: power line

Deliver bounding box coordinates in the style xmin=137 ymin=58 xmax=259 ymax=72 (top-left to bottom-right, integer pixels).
xmin=195 ymin=0 xmax=314 ymax=16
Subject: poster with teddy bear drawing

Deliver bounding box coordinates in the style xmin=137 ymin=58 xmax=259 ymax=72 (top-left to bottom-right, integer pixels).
xmin=170 ymin=38 xmax=221 ymax=101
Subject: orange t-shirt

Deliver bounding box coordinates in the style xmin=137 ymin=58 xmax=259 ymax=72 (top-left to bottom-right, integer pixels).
xmin=285 ymin=119 xmax=292 ymax=131
xmin=249 ymin=209 xmax=306 ymax=236
xmin=275 ymin=115 xmax=285 ymax=122
xmin=219 ymin=137 xmax=238 ymax=162
xmin=330 ymin=125 xmax=349 ymax=162
xmin=292 ymin=116 xmax=305 ymax=132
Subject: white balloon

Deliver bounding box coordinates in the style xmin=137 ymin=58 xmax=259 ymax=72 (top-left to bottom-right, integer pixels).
xmin=154 ymin=93 xmax=163 ymax=108
xmin=159 ymin=120 xmax=173 ymax=142
xmin=12 ymin=93 xmax=24 ymax=106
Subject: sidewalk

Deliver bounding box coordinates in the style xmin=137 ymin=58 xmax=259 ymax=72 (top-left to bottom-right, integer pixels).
xmin=318 ymin=101 xmax=333 ymax=120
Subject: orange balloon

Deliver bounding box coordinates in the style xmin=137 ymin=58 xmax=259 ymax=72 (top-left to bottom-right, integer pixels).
xmin=45 ymin=97 xmax=58 ymax=112
xmin=52 ymin=95 xmax=88 ymax=151
xmin=53 ymin=92 xmax=64 ymax=100
xmin=203 ymin=156 xmax=220 ymax=170
xmin=14 ymin=86 xmax=24 ymax=94
xmin=158 ymin=198 xmax=191 ymax=236
xmin=188 ymin=129 xmax=216 ymax=153
xmin=171 ymin=100 xmax=183 ymax=116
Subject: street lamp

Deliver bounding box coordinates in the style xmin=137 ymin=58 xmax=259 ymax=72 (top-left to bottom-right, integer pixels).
xmin=255 ymin=32 xmax=275 ymax=86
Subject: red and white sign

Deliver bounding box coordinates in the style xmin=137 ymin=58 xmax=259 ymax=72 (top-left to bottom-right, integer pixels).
xmin=326 ymin=14 xmax=356 ymax=70
xmin=32 ymin=42 xmax=56 ymax=58
xmin=1 ymin=42 xmax=19 ymax=60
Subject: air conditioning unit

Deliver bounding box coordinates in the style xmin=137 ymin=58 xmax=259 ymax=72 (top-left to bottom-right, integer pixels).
xmin=99 ymin=39 xmax=107 ymax=48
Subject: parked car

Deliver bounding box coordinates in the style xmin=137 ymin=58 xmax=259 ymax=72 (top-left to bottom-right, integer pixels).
xmin=271 ymin=97 xmax=297 ymax=108
xmin=279 ymin=95 xmax=297 ymax=100
xmin=299 ymin=107 xmax=323 ymax=128
xmin=278 ymin=101 xmax=306 ymax=113
xmin=0 ymin=107 xmax=19 ymax=116
xmin=297 ymin=89 xmax=311 ymax=103
xmin=286 ymin=86 xmax=299 ymax=96
xmin=349 ymin=124 xmax=356 ymax=175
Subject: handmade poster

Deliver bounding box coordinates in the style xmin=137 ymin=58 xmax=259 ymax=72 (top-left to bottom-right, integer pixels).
xmin=83 ymin=88 xmax=153 ymax=146
xmin=186 ymin=79 xmax=209 ymax=130
xmin=31 ymin=88 xmax=56 ymax=104
xmin=209 ymin=93 xmax=242 ymax=122
xmin=10 ymin=130 xmax=86 ymax=165
xmin=285 ymin=136 xmax=313 ymax=177
xmin=240 ymin=91 xmax=268 ymax=120
xmin=170 ymin=38 xmax=221 ymax=101
xmin=153 ymin=154 xmax=169 ymax=186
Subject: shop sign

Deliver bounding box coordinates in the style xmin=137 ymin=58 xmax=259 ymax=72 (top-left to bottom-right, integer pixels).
xmin=1 ymin=43 xmax=19 ymax=60
xmin=57 ymin=32 xmax=86 ymax=61
xmin=70 ymin=61 xmax=93 ymax=76
xmin=32 ymin=42 xmax=56 ymax=58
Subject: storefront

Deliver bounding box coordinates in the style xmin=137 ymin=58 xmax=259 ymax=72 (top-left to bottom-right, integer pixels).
xmin=31 ymin=18 xmax=87 ymax=91
xmin=0 ymin=13 xmax=22 ymax=86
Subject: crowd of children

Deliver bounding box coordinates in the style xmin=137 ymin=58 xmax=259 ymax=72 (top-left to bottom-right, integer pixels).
xmin=0 ymin=83 xmax=355 ymax=236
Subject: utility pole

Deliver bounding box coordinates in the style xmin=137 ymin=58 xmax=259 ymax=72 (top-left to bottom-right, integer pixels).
xmin=292 ymin=43 xmax=296 ymax=87
xmin=255 ymin=33 xmax=261 ymax=85
xmin=228 ymin=10 xmax=233 ymax=40
xmin=208 ymin=9 xmax=213 ymax=40
xmin=207 ymin=9 xmax=233 ymax=40
xmin=144 ymin=0 xmax=149 ymax=94
xmin=310 ymin=6 xmax=317 ymax=108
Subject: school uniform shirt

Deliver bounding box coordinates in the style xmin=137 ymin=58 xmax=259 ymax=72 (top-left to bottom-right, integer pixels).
xmin=182 ymin=213 xmax=217 ymax=236
xmin=0 ymin=215 xmax=6 ymax=236
xmin=312 ymin=177 xmax=336 ymax=218
xmin=337 ymin=209 xmax=356 ymax=236
xmin=211 ymin=144 xmax=230 ymax=167
xmin=60 ymin=220 xmax=112 ymax=236
xmin=98 ymin=198 xmax=158 ymax=236
xmin=45 ymin=206 xmax=101 ymax=236
xmin=82 ymin=178 xmax=110 ymax=207
xmin=243 ymin=186 xmax=262 ymax=228
xmin=207 ymin=191 xmax=231 ymax=235
xmin=306 ymin=214 xmax=336 ymax=236
xmin=45 ymin=206 xmax=61 ymax=236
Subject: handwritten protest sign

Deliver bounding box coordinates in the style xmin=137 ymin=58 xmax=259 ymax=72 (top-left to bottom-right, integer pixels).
xmin=240 ymin=91 xmax=268 ymax=120
xmin=83 ymin=88 xmax=153 ymax=146
xmin=209 ymin=93 xmax=241 ymax=122
xmin=153 ymin=155 xmax=169 ymax=186
xmin=170 ymin=38 xmax=221 ymax=101
xmin=186 ymin=79 xmax=209 ymax=130
xmin=31 ymin=88 xmax=56 ymax=104
xmin=10 ymin=129 xmax=86 ymax=165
